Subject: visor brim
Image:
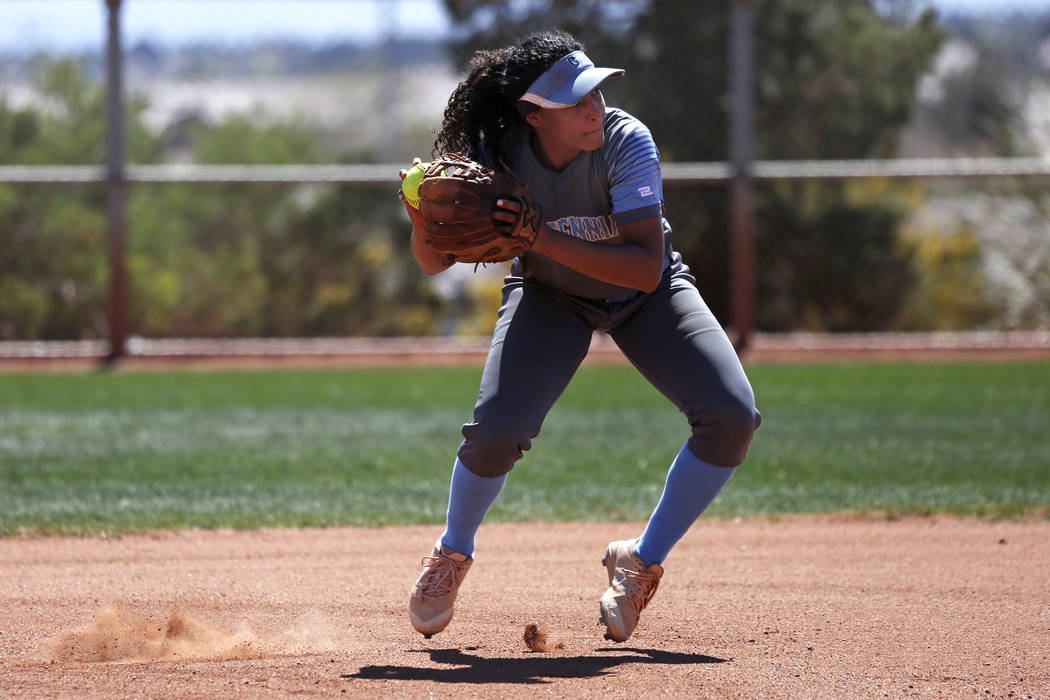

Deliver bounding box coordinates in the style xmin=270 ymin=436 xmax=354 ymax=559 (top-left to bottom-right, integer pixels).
xmin=519 ymin=66 xmax=624 ymax=109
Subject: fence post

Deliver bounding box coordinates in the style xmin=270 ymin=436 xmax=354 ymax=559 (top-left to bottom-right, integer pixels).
xmin=729 ymin=0 xmax=755 ymax=353
xmin=104 ymin=0 xmax=128 ymax=364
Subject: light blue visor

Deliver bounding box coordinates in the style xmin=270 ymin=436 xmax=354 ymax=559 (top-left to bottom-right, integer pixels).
xmin=518 ymin=50 xmax=624 ymax=109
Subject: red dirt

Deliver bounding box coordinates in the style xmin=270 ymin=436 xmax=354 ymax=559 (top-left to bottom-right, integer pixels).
xmin=2 ymin=516 xmax=1048 ymax=698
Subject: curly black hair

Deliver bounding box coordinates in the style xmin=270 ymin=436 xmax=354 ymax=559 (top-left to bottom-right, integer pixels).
xmin=433 ymin=30 xmax=584 ymax=166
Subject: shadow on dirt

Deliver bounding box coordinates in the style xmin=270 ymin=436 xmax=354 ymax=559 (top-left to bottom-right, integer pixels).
xmin=342 ymin=646 xmax=729 ymax=685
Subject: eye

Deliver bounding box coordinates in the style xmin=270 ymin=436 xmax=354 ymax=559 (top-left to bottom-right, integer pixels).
xmin=574 ymin=90 xmax=601 ymax=109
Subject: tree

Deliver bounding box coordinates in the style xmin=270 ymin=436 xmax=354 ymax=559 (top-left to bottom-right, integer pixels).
xmin=130 ymin=113 xmax=450 ymax=338
xmin=1 ymin=58 xmax=455 ymax=340
xmin=0 ymin=59 xmax=163 ymax=340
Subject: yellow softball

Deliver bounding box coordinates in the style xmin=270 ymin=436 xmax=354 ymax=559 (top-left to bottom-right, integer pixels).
xmin=400 ymin=162 xmax=429 ymax=209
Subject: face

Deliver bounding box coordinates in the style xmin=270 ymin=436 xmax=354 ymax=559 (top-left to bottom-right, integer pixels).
xmin=526 ymin=88 xmax=607 ymax=166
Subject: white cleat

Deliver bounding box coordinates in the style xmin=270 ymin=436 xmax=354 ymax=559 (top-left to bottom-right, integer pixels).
xmin=598 ymin=538 xmax=663 ymax=642
xmin=409 ymin=540 xmax=472 ymax=638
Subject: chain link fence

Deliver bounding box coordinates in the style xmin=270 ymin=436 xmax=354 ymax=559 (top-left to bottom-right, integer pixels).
xmin=1 ymin=0 xmax=1048 ymax=360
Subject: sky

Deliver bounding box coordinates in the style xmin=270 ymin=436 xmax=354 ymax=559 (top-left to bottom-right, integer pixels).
xmin=0 ymin=0 xmax=452 ymax=52
xmin=0 ymin=0 xmax=1044 ymax=53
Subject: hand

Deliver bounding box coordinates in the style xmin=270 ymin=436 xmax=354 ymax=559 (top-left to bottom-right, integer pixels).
xmin=397 ymin=157 xmax=422 ymax=185
xmin=401 ymin=157 xmax=453 ymax=274
xmin=398 ymin=157 xmax=425 ymax=227
xmin=493 ymin=197 xmax=522 ymax=231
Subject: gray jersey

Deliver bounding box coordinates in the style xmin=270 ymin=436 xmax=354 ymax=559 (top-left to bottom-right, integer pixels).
xmin=496 ymin=108 xmax=674 ymax=300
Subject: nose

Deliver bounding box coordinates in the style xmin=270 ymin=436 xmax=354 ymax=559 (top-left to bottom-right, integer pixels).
xmin=587 ymin=94 xmax=602 ymax=120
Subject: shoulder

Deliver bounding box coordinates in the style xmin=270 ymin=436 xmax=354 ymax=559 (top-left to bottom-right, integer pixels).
xmin=600 ymin=108 xmax=664 ymax=215
xmin=603 ymin=108 xmax=655 ymax=146
xmin=601 ymin=108 xmax=661 ymax=181
xmin=602 ymin=108 xmax=659 ymax=163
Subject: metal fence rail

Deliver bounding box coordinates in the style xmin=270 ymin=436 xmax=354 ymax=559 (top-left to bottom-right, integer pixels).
xmin=4 ymin=157 xmax=1049 ymax=186
xmin=0 ymin=164 xmax=394 ymax=185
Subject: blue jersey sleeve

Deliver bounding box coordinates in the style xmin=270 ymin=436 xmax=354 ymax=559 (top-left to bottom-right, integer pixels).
xmin=604 ymin=112 xmax=663 ymax=226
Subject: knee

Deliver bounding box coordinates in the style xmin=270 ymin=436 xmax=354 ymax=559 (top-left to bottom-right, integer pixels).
xmin=687 ymin=395 xmax=761 ymax=467
xmin=458 ymin=419 xmax=534 ymax=478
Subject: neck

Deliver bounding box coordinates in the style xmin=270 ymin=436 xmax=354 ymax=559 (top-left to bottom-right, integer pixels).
xmin=530 ymin=130 xmax=580 ymax=172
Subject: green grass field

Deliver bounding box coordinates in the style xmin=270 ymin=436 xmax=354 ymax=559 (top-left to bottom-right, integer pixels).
xmin=1 ymin=362 xmax=1048 ymax=535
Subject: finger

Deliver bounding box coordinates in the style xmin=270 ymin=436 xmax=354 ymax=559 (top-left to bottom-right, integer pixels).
xmin=493 ymin=210 xmax=518 ymax=225
xmin=412 ymin=157 xmax=422 ymax=165
xmin=403 ymin=199 xmax=423 ymax=223
xmin=399 ymin=169 xmax=408 ymax=180
xmin=496 ymin=198 xmax=522 ymax=213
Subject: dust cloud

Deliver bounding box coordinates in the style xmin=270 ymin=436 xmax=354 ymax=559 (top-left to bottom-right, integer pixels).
xmin=44 ymin=605 xmax=341 ymax=663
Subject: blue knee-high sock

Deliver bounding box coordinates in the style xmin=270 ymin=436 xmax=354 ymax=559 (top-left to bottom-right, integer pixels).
xmin=635 ymin=444 xmax=736 ymax=567
xmin=440 ymin=458 xmax=506 ymax=557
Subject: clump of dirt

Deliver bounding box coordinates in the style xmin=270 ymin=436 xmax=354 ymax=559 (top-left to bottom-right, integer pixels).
xmin=523 ymin=623 xmax=564 ymax=652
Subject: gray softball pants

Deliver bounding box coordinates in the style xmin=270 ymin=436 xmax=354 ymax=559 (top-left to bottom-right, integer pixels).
xmin=457 ymin=256 xmax=761 ymax=478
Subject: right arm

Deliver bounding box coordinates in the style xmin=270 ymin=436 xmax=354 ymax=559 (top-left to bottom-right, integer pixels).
xmin=400 ymin=161 xmax=453 ymax=275
xmin=409 ymin=208 xmax=454 ymax=275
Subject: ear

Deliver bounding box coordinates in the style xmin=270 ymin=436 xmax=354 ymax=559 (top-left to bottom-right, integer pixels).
xmin=525 ymin=110 xmax=543 ymax=129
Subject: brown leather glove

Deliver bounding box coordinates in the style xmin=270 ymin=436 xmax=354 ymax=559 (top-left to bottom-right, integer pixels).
xmin=418 ymin=153 xmax=542 ymax=265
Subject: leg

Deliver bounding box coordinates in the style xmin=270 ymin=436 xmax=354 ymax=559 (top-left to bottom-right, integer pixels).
xmin=439 ymin=458 xmax=507 ymax=558
xmin=597 ymin=274 xmax=761 ymax=642
xmin=635 ymin=444 xmax=735 ymax=566
xmin=411 ymin=279 xmax=593 ymax=638
xmin=458 ymin=279 xmax=594 ymax=477
xmin=611 ymin=273 xmax=761 ymax=470
xmin=446 ymin=279 xmax=592 ymax=552
xmin=612 ymin=273 xmax=760 ymax=566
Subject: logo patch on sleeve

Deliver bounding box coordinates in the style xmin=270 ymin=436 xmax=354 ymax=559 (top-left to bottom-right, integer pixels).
xmin=638 ymin=185 xmax=653 ymax=198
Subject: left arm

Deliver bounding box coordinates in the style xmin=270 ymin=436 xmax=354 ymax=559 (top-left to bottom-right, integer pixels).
xmin=531 ymin=216 xmax=664 ymax=293
xmin=495 ymin=201 xmax=664 ymax=292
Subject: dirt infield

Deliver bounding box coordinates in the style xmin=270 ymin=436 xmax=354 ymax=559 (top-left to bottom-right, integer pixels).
xmin=2 ymin=516 xmax=1048 ymax=698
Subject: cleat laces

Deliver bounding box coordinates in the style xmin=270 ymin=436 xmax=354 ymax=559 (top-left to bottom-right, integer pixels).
xmin=620 ymin=566 xmax=661 ymax=614
xmin=417 ymin=554 xmax=466 ymax=601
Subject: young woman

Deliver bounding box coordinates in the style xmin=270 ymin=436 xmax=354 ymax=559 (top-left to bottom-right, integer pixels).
xmin=399 ymin=30 xmax=761 ymax=643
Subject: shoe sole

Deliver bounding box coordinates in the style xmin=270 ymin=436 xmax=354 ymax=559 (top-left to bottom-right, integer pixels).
xmin=410 ymin=607 xmax=454 ymax=638
xmin=598 ymin=598 xmax=628 ymax=642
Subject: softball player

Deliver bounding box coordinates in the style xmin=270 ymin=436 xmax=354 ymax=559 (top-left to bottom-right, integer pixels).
xmin=400 ymin=30 xmax=761 ymax=643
